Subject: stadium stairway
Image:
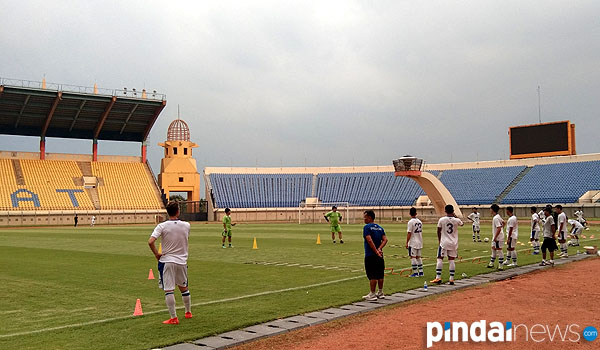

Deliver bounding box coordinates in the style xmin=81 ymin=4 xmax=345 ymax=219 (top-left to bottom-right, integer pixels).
xmin=77 ymin=161 xmax=101 ymax=210
xmin=310 ymin=174 xmax=318 ymax=198
xmin=494 ymin=166 xmax=532 ymax=203
xmin=11 ymin=159 xmax=25 ymax=185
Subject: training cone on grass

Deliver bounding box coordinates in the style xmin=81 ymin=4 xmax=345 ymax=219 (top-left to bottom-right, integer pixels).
xmin=133 ymin=298 xmax=143 ymax=316
xmin=252 ymin=237 xmax=258 ymax=249
xmin=148 ymin=268 xmax=155 ymax=280
xmin=316 ymin=234 xmax=321 ymax=245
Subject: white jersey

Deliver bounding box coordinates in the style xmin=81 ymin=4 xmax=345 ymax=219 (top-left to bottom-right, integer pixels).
xmin=543 ymin=215 xmax=555 ymax=238
xmin=568 ymin=219 xmax=583 ymax=230
xmin=557 ymin=212 xmax=567 ymax=233
xmin=574 ymin=210 xmax=583 ymax=219
xmin=507 ymin=215 xmax=519 ymax=240
xmin=151 ymin=219 xmax=191 ymax=265
xmin=467 ymin=212 xmax=480 ymax=226
xmin=437 ymin=216 xmax=463 ymax=251
xmin=492 ymin=214 xmax=505 ymax=241
xmin=531 ymin=213 xmax=540 ymax=232
xmin=538 ymin=210 xmax=546 ymax=222
xmin=407 ymin=218 xmax=423 ymax=249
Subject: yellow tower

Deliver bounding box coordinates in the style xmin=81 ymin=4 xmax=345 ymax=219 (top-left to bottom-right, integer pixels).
xmin=158 ymin=118 xmax=201 ymax=201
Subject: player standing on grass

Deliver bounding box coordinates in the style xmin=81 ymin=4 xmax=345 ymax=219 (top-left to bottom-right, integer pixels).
xmin=540 ymin=206 xmax=558 ymax=266
xmin=432 ymin=204 xmax=463 ymax=285
xmin=467 ymin=207 xmax=482 ymax=242
xmin=505 ymin=206 xmax=518 ymax=267
xmin=487 ymin=204 xmax=505 ymax=270
xmin=148 ymin=201 xmax=192 ymax=325
xmin=324 ymin=206 xmax=344 ymax=243
xmin=530 ymin=206 xmax=541 ymax=255
xmin=555 ymin=205 xmax=568 ymax=258
xmin=222 ymin=208 xmax=236 ymax=248
xmin=574 ymin=209 xmax=589 ymax=230
xmin=567 ymin=219 xmax=583 ymax=246
xmin=90 ymin=215 xmax=96 ymax=227
xmin=406 ymin=207 xmax=424 ymax=277
xmin=362 ymin=210 xmax=387 ymax=301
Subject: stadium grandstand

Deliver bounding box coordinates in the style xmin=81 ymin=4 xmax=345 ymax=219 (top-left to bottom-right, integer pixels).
xmin=205 ymin=153 xmax=600 ymax=222
xmin=0 ymin=77 xmax=167 ymax=226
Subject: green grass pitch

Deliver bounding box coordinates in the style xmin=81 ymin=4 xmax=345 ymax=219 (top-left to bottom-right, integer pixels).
xmin=0 ymin=222 xmax=596 ymax=349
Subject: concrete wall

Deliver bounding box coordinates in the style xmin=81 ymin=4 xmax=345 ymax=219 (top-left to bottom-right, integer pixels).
xmin=0 ymin=210 xmax=167 ymax=227
xmin=213 ymin=204 xmax=600 ymax=224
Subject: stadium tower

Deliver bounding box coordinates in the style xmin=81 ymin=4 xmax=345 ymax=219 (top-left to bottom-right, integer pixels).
xmin=158 ymin=118 xmax=200 ymax=201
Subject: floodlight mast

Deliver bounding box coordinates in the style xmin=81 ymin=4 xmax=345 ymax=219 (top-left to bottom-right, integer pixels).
xmin=392 ymin=156 xmax=463 ymax=218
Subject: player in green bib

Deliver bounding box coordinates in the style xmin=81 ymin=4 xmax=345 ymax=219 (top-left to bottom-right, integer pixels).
xmin=222 ymin=208 xmax=236 ymax=248
xmin=324 ymin=206 xmax=344 ymax=243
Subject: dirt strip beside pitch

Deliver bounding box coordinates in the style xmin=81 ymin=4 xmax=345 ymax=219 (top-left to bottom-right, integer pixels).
xmin=233 ymin=257 xmax=600 ymax=350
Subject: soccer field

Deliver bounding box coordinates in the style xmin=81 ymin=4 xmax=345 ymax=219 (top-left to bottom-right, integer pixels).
xmin=0 ymin=222 xmax=596 ymax=350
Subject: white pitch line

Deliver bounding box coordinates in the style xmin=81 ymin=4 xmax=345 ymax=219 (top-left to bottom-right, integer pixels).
xmin=3 ymin=240 xmax=597 ymax=339
xmin=0 ymin=275 xmax=364 ymax=339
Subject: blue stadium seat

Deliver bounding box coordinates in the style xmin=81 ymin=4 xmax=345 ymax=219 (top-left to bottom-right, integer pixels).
xmin=502 ymin=161 xmax=600 ymax=204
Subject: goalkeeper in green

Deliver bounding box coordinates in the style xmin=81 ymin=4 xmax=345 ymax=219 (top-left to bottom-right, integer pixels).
xmin=324 ymin=206 xmax=344 ymax=243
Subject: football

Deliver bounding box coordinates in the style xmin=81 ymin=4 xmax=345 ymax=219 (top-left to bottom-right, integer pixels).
xmin=484 ymin=237 xmax=489 ymax=242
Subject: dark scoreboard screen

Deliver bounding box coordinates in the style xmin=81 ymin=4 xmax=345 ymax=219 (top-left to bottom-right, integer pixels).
xmin=510 ymin=121 xmax=572 ymax=158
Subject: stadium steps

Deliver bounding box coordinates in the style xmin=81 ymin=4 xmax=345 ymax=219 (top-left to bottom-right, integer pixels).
xmin=76 ymin=161 xmax=93 ymax=176
xmin=436 ymin=170 xmax=444 ymax=179
xmin=495 ymin=166 xmax=532 ymax=203
xmin=144 ymin=161 xmax=166 ymax=208
xmin=11 ymin=159 xmax=25 ymax=185
xmin=85 ymin=188 xmax=101 ymax=210
xmin=310 ymin=174 xmax=318 ymax=197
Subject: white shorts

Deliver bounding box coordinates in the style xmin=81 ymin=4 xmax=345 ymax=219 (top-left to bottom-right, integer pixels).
xmin=158 ymin=262 xmax=188 ymax=291
xmin=408 ymin=247 xmax=422 ymax=257
xmin=472 ymin=225 xmax=480 ymax=232
xmin=437 ymin=246 xmax=457 ymax=258
xmin=506 ymin=238 xmax=517 ymax=249
xmin=491 ymin=240 xmax=504 ymax=249
xmin=572 ymin=228 xmax=582 ymax=236
xmin=530 ymin=230 xmax=540 ymax=240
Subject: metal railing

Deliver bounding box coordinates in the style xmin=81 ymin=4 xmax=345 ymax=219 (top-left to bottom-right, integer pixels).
xmin=0 ymin=77 xmax=166 ymax=101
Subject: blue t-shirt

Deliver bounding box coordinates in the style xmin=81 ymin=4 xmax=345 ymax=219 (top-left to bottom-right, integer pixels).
xmin=363 ymin=223 xmax=386 ymax=257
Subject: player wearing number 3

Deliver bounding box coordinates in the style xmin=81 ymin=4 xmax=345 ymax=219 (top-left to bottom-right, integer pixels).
xmin=432 ymin=204 xmax=463 ymax=285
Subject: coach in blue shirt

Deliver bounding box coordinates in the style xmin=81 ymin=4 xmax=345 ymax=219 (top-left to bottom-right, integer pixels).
xmin=362 ymin=210 xmax=388 ymax=301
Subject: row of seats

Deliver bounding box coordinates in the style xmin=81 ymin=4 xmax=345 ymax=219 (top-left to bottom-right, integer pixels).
xmin=210 ymin=173 xmax=312 ymax=208
xmin=316 ymin=172 xmax=427 ymax=206
xmin=91 ymin=162 xmax=163 ymax=210
xmin=209 ymin=161 xmax=600 ymax=208
xmin=0 ymin=159 xmax=163 ymax=210
xmin=502 ymin=161 xmax=600 ymax=204
xmin=439 ymin=166 xmax=526 ymax=205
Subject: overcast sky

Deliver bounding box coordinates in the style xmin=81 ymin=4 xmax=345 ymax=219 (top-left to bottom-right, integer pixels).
xmin=1 ymin=0 xmax=599 ymax=173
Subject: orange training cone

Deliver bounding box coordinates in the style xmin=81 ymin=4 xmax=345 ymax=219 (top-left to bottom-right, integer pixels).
xmin=148 ymin=268 xmax=155 ymax=280
xmin=591 ymin=235 xmax=595 ymax=239
xmin=252 ymin=237 xmax=258 ymax=250
xmin=316 ymin=234 xmax=321 ymax=245
xmin=133 ymin=299 xmax=143 ymax=316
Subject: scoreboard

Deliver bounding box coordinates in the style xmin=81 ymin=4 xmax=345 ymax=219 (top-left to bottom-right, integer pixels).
xmin=509 ymin=121 xmax=576 ymax=159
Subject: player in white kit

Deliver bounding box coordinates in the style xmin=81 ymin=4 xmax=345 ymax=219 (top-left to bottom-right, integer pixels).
xmin=567 ymin=219 xmax=583 ymax=247
xmin=555 ymin=205 xmax=568 ymax=258
xmin=540 ymin=207 xmax=558 ymax=266
xmin=406 ymin=207 xmax=424 ymax=277
xmin=530 ymin=206 xmax=541 ymax=255
xmin=432 ymin=204 xmax=463 ymax=285
xmin=574 ymin=209 xmax=589 ymax=230
xmin=505 ymin=206 xmax=518 ymax=267
xmin=148 ymin=202 xmax=192 ymax=325
xmin=467 ymin=208 xmax=482 ymax=242
xmin=487 ymin=204 xmax=505 ymax=270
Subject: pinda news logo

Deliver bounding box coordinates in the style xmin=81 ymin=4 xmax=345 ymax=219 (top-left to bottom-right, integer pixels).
xmin=426 ymin=321 xmax=598 ymax=348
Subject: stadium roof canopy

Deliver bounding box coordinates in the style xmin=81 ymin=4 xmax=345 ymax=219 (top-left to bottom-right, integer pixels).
xmin=0 ymin=78 xmax=166 ymax=142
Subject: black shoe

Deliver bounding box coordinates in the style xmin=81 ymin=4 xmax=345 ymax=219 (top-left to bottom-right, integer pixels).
xmin=332 ymin=240 xmax=336 ymax=244
xmin=340 ymin=240 xmax=344 ymax=244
